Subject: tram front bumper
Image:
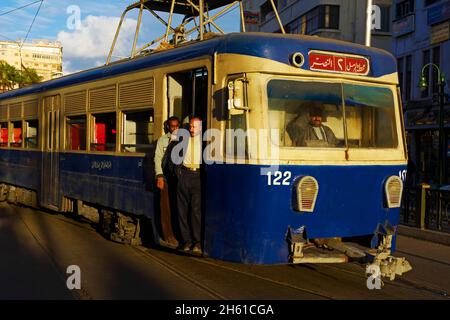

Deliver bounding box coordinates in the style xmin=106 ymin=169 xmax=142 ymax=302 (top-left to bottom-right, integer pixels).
xmin=286 ymin=226 xmax=412 ymax=282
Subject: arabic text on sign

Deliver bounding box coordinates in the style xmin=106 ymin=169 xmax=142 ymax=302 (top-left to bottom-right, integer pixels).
xmin=309 ymin=53 xmax=369 ymax=75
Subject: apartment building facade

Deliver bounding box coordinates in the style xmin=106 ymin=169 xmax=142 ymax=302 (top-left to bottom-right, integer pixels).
xmin=0 ymin=40 xmax=63 ymax=82
xmin=242 ymin=0 xmax=394 ymax=51
xmin=393 ymin=0 xmax=450 ymax=185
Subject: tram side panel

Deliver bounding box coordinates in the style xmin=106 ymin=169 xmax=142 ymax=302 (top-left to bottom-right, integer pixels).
xmin=59 ymin=152 xmax=155 ymax=217
xmin=204 ymin=164 xmax=404 ymax=264
xmin=0 ymin=149 xmax=41 ymax=205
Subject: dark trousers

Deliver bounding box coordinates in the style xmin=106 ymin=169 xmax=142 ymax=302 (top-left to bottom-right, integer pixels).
xmin=159 ymin=181 xmax=178 ymax=245
xmin=176 ymin=168 xmax=201 ymax=245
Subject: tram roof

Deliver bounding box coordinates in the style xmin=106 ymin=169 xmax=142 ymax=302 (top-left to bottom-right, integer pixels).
xmin=0 ymin=33 xmax=397 ymax=101
xmin=128 ymin=0 xmax=237 ymax=15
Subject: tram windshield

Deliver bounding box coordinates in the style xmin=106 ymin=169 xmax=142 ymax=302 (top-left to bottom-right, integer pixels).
xmin=267 ymin=80 xmax=398 ymax=149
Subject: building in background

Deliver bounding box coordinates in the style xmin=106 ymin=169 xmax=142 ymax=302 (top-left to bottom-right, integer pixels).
xmin=242 ymin=0 xmax=394 ymax=51
xmin=0 ymin=40 xmax=63 ymax=82
xmin=393 ymin=0 xmax=450 ymax=186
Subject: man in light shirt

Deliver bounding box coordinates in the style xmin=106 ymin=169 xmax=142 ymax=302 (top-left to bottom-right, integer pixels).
xmin=154 ymin=116 xmax=180 ymax=247
xmin=176 ymin=116 xmax=203 ymax=254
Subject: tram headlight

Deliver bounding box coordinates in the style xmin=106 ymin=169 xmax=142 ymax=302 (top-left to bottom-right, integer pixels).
xmin=290 ymin=52 xmax=305 ymax=68
xmin=295 ymin=176 xmax=319 ymax=213
xmin=385 ymin=176 xmax=403 ymax=208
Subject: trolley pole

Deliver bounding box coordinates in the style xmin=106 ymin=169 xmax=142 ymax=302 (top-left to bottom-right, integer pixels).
xmin=365 ymin=0 xmax=373 ymax=46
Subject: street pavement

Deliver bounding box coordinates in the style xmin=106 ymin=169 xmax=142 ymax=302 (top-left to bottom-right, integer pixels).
xmin=0 ymin=202 xmax=449 ymax=300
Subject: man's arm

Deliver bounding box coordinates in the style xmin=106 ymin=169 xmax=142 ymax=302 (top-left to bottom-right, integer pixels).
xmin=286 ymin=121 xmax=302 ymax=146
xmin=325 ymin=126 xmax=338 ymax=146
xmin=154 ymin=136 xmax=166 ymax=179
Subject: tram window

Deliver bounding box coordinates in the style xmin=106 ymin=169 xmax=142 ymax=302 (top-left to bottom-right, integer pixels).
xmin=267 ymin=80 xmax=344 ymax=148
xmin=66 ymin=115 xmax=86 ymax=151
xmin=343 ymin=84 xmax=398 ymax=148
xmin=121 ymin=109 xmax=154 ymax=153
xmin=25 ymin=120 xmax=39 ymax=149
xmin=0 ymin=122 xmax=8 ymax=147
xmin=91 ymin=112 xmax=116 ymax=152
xmin=10 ymin=121 xmax=22 ymax=148
xmin=225 ymin=113 xmax=248 ymax=159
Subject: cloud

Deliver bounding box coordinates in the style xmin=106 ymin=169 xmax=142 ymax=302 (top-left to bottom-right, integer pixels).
xmin=57 ymin=15 xmax=137 ymax=60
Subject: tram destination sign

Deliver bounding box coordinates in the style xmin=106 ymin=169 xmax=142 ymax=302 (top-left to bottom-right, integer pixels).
xmin=308 ymin=51 xmax=370 ymax=76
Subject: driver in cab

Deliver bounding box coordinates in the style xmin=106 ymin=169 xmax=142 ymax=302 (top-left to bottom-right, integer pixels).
xmin=287 ymin=103 xmax=338 ymax=147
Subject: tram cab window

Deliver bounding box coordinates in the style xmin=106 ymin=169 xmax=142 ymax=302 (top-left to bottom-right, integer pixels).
xmin=10 ymin=121 xmax=22 ymax=148
xmin=25 ymin=120 xmax=39 ymax=149
xmin=121 ymin=109 xmax=154 ymax=153
xmin=225 ymin=112 xmax=248 ymax=159
xmin=267 ymin=80 xmax=398 ymax=149
xmin=343 ymin=84 xmax=398 ymax=148
xmin=0 ymin=122 xmax=7 ymax=147
xmin=267 ymin=80 xmax=344 ymax=148
xmin=91 ymin=112 xmax=116 ymax=152
xmin=66 ymin=115 xmax=86 ymax=151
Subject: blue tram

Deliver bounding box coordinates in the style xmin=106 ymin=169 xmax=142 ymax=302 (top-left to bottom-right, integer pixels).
xmin=0 ymin=22 xmax=411 ymax=278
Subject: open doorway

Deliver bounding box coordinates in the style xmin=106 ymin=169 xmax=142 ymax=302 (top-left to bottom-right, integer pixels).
xmin=167 ymin=67 xmax=208 ymax=125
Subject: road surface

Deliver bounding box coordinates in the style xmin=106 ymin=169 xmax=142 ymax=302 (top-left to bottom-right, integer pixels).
xmin=0 ymin=202 xmax=449 ymax=300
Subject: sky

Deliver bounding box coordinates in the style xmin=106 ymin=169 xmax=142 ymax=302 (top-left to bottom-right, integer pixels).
xmin=0 ymin=0 xmax=241 ymax=74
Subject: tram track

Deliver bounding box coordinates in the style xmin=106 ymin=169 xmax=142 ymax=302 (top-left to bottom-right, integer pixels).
xmin=316 ymin=262 xmax=450 ymax=299
xmin=132 ymin=246 xmax=227 ymax=300
xmin=13 ymin=206 xmax=93 ymax=300
xmin=134 ymin=246 xmax=335 ymax=300
xmin=189 ymin=256 xmax=336 ymax=300
xmin=8 ymin=204 xmax=449 ymax=299
xmin=395 ymin=249 xmax=450 ymax=267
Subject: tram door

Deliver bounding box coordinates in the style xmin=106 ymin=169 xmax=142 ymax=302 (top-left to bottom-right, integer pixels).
xmin=167 ymin=68 xmax=208 ymax=122
xmin=41 ymin=95 xmax=61 ymax=209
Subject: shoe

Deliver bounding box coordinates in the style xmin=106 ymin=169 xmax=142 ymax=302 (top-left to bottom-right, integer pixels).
xmin=191 ymin=243 xmax=202 ymax=254
xmin=182 ymin=242 xmax=192 ymax=252
xmin=167 ymin=237 xmax=179 ymax=248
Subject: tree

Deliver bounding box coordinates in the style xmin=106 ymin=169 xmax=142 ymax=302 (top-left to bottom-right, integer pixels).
xmin=0 ymin=61 xmax=16 ymax=91
xmin=19 ymin=64 xmax=42 ymax=87
xmin=0 ymin=61 xmax=42 ymax=92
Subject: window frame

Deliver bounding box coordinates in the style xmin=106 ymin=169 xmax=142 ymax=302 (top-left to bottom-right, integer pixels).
xmin=10 ymin=120 xmax=24 ymax=148
xmin=24 ymin=119 xmax=39 ymax=149
xmin=65 ymin=114 xmax=87 ymax=152
xmin=90 ymin=111 xmax=117 ymax=153
xmin=120 ymin=108 xmax=155 ymax=154
xmin=0 ymin=121 xmax=9 ymax=148
xmin=260 ymin=75 xmax=406 ymax=162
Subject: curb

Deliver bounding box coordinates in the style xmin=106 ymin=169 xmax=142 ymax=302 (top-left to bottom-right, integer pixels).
xmin=398 ymin=225 xmax=450 ymax=246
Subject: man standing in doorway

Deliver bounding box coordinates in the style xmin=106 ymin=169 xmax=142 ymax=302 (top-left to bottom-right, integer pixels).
xmin=176 ymin=116 xmax=203 ymax=254
xmin=154 ymin=116 xmax=180 ymax=247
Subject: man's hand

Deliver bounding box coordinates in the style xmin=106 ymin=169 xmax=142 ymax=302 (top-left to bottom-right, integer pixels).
xmin=156 ymin=177 xmax=165 ymax=190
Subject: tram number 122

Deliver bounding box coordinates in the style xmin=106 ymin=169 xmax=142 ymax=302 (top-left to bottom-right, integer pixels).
xmin=267 ymin=171 xmax=291 ymax=186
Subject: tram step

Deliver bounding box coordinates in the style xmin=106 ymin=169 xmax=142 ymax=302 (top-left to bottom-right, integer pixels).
xmin=292 ymin=248 xmax=348 ymax=264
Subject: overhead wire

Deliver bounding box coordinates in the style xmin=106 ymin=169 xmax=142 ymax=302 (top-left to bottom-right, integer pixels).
xmin=0 ymin=0 xmax=43 ymax=17
xmin=19 ymin=0 xmax=44 ymax=81
xmin=21 ymin=0 xmax=44 ymax=48
xmin=0 ymin=0 xmax=45 ymax=81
